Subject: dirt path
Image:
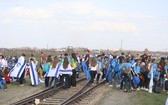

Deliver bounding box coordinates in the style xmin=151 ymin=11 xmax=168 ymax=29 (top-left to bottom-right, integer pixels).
xmin=95 ymin=85 xmax=137 ymax=105
xmin=0 ymin=82 xmax=45 ymax=105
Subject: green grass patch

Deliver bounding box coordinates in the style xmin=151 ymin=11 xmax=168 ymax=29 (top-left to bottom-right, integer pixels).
xmin=131 ymin=91 xmax=167 ymax=105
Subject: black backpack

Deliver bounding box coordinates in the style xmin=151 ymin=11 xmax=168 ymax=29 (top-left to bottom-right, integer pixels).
xmin=165 ymin=80 xmax=168 ymax=90
xmin=153 ymin=82 xmax=161 ymax=93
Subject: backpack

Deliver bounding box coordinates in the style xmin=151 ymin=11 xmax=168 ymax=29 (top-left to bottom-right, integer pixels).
xmin=165 ymin=80 xmax=168 ymax=90
xmin=153 ymin=82 xmax=161 ymax=93
xmin=122 ymin=65 xmax=130 ymax=75
xmin=132 ymin=75 xmax=140 ymax=85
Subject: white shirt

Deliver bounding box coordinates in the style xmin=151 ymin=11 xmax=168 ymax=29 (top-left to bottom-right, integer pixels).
xmin=90 ymin=64 xmax=98 ymax=71
xmin=0 ymin=59 xmax=6 ymax=68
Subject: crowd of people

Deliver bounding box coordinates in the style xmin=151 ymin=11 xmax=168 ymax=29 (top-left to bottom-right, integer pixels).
xmin=0 ymin=50 xmax=168 ymax=94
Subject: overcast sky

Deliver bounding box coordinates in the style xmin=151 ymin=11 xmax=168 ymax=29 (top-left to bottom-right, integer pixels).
xmin=0 ymin=0 xmax=167 ymax=51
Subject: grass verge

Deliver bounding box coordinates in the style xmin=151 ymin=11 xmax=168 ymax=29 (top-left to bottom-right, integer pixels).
xmin=131 ymin=90 xmax=167 ymax=105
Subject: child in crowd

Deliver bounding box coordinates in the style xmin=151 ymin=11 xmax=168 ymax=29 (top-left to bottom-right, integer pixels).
xmin=0 ymin=70 xmax=7 ymax=91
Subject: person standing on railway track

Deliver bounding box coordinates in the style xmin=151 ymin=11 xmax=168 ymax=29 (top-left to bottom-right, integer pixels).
xmin=59 ymin=57 xmax=72 ymax=88
xmin=45 ymin=56 xmax=60 ymax=87
xmin=44 ymin=55 xmax=52 ymax=87
xmin=84 ymin=49 xmax=90 ymax=70
xmin=70 ymin=53 xmax=78 ymax=88
xmin=89 ymin=57 xmax=98 ymax=84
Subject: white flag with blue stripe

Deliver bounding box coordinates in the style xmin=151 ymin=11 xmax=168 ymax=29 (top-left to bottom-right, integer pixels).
xmin=8 ymin=56 xmax=26 ymax=78
xmin=45 ymin=63 xmax=61 ymax=78
xmin=29 ymin=61 xmax=38 ymax=86
xmin=59 ymin=64 xmax=72 ymax=76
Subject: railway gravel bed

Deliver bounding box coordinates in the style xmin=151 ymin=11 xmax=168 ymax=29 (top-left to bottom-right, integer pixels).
xmin=0 ymin=75 xmax=137 ymax=105
xmin=39 ymin=79 xmax=89 ymax=105
xmin=0 ymin=83 xmax=45 ymax=105
xmin=68 ymin=84 xmax=137 ymax=105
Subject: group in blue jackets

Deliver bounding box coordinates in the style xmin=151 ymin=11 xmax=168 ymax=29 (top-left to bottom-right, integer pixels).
xmin=82 ymin=53 xmax=168 ymax=93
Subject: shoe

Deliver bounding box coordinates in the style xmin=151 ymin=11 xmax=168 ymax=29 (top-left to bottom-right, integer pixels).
xmin=137 ymin=88 xmax=140 ymax=91
xmin=71 ymin=87 xmax=77 ymax=91
xmin=20 ymin=84 xmax=24 ymax=86
xmin=116 ymin=85 xmax=120 ymax=88
xmin=105 ymin=83 xmax=109 ymax=85
xmin=109 ymin=85 xmax=113 ymax=87
xmin=145 ymin=88 xmax=149 ymax=91
xmin=30 ymin=84 xmax=35 ymax=86
xmin=149 ymin=91 xmax=152 ymax=93
xmin=39 ymin=79 xmax=44 ymax=83
xmin=140 ymin=87 xmax=143 ymax=90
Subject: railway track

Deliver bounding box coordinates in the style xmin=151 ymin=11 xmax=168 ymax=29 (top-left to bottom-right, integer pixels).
xmin=39 ymin=78 xmax=90 ymax=105
xmin=11 ymin=72 xmax=105 ymax=105
xmin=11 ymin=76 xmax=86 ymax=105
xmin=40 ymin=80 xmax=105 ymax=105
xmin=61 ymin=81 xmax=105 ymax=105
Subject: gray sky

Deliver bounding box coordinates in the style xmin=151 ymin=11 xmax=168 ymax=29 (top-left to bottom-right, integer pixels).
xmin=0 ymin=0 xmax=168 ymax=51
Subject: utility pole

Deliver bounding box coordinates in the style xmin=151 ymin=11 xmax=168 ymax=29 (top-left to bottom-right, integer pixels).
xmin=121 ymin=39 xmax=123 ymax=51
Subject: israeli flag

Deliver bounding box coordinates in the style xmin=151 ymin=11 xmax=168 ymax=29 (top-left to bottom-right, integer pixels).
xmin=165 ymin=97 xmax=168 ymax=105
xmin=45 ymin=64 xmax=61 ymax=78
xmin=29 ymin=61 xmax=38 ymax=86
xmin=149 ymin=64 xmax=154 ymax=93
xmin=8 ymin=56 xmax=26 ymax=78
xmin=59 ymin=64 xmax=72 ymax=76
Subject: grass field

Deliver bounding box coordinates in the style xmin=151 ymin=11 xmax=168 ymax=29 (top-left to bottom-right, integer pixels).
xmin=131 ymin=90 xmax=167 ymax=105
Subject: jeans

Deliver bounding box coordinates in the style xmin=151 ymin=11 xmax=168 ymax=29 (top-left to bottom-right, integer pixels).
xmin=160 ymin=77 xmax=165 ymax=90
xmin=109 ymin=71 xmax=114 ymax=85
xmin=45 ymin=77 xmax=50 ymax=87
xmin=90 ymin=71 xmax=97 ymax=83
xmin=114 ymin=72 xmax=121 ymax=85
xmin=49 ymin=77 xmax=59 ymax=87
xmin=120 ymin=74 xmax=131 ymax=90
xmin=0 ymin=79 xmax=5 ymax=89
